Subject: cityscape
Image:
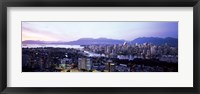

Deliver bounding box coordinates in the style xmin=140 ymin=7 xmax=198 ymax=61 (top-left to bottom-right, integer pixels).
xmin=22 ymin=22 xmax=178 ymax=72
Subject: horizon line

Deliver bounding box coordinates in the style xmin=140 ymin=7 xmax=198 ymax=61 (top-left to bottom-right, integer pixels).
xmin=22 ymin=36 xmax=178 ymax=42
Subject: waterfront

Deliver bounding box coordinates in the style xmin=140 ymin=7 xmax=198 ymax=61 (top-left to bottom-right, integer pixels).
xmin=22 ymin=44 xmax=84 ymax=49
xmin=22 ymin=21 xmax=178 ymax=72
xmin=22 ymin=43 xmax=178 ymax=72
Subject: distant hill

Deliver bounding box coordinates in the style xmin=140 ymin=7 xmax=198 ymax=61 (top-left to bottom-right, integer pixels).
xmin=22 ymin=40 xmax=45 ymax=44
xmin=131 ymin=37 xmax=178 ymax=47
xmin=66 ymin=38 xmax=125 ymax=45
xmin=22 ymin=37 xmax=178 ymax=47
xmin=22 ymin=38 xmax=125 ymax=45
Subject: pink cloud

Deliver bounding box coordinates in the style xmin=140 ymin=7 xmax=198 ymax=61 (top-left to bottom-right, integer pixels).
xmin=22 ymin=24 xmax=62 ymax=41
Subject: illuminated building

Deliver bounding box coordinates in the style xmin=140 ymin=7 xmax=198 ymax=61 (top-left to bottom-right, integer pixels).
xmin=150 ymin=45 xmax=157 ymax=56
xmin=86 ymin=58 xmax=92 ymax=70
xmin=78 ymin=58 xmax=86 ymax=70
xmin=78 ymin=58 xmax=92 ymax=71
xmin=105 ymin=60 xmax=113 ymax=72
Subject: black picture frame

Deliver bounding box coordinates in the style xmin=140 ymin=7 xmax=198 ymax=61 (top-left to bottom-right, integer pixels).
xmin=0 ymin=0 xmax=200 ymax=94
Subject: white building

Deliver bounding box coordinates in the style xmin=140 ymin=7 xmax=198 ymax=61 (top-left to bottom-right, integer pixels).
xmin=78 ymin=58 xmax=92 ymax=71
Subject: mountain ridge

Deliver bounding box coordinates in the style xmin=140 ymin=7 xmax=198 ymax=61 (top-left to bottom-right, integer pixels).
xmin=22 ymin=37 xmax=178 ymax=47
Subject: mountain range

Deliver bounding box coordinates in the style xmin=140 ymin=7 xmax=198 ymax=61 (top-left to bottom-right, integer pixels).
xmin=132 ymin=37 xmax=178 ymax=47
xmin=22 ymin=37 xmax=178 ymax=47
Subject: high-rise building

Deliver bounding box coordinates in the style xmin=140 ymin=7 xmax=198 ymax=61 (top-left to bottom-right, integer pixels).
xmin=78 ymin=58 xmax=86 ymax=70
xmin=150 ymin=45 xmax=157 ymax=56
xmin=123 ymin=42 xmax=128 ymax=50
xmin=105 ymin=60 xmax=113 ymax=72
xmin=86 ymin=58 xmax=92 ymax=70
xmin=110 ymin=63 xmax=115 ymax=72
xmin=78 ymin=58 xmax=92 ymax=71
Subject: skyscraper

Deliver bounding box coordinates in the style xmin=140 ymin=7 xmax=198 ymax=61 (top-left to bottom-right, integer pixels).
xmin=105 ymin=60 xmax=113 ymax=72
xmin=86 ymin=58 xmax=92 ymax=70
xmin=78 ymin=58 xmax=86 ymax=70
xmin=78 ymin=58 xmax=92 ymax=71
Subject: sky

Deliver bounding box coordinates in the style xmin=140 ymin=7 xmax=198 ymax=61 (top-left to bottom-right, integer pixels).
xmin=22 ymin=22 xmax=178 ymax=42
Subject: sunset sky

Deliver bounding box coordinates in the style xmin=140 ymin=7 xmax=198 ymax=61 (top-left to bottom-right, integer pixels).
xmin=22 ymin=22 xmax=178 ymax=42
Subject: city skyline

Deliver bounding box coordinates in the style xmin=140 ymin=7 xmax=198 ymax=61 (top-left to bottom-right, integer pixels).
xmin=22 ymin=22 xmax=178 ymax=42
xmin=22 ymin=21 xmax=178 ymax=72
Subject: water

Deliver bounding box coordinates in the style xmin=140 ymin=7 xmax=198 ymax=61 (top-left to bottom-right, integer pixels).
xmin=23 ymin=44 xmax=104 ymax=58
xmin=22 ymin=44 xmax=84 ymax=49
xmin=117 ymin=55 xmax=135 ymax=60
xmin=84 ymin=51 xmax=105 ymax=57
xmin=22 ymin=44 xmax=134 ymax=59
